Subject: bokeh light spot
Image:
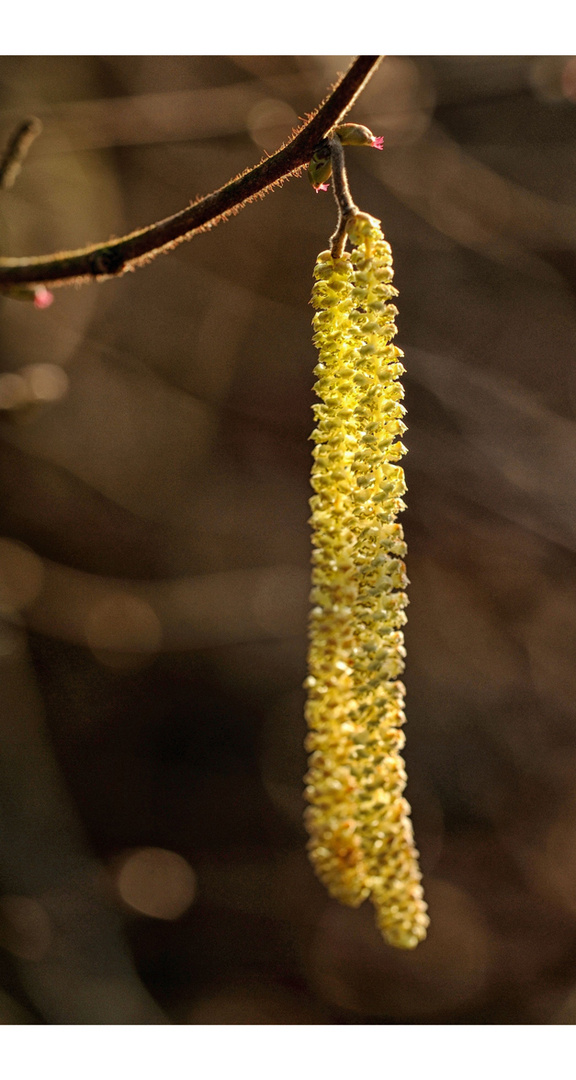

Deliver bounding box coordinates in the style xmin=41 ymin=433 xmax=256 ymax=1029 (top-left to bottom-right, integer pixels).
xmin=22 ymin=363 xmax=69 ymax=403
xmin=247 ymin=98 xmax=298 ymax=152
xmin=114 ymin=847 xmax=197 ymax=920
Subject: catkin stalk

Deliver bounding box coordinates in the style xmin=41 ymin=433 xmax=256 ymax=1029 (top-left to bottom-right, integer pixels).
xmin=304 ymin=214 xmax=429 ymax=949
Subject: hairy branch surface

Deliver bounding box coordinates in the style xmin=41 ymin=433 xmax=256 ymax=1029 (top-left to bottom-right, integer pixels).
xmin=0 ymin=56 xmax=383 ymax=292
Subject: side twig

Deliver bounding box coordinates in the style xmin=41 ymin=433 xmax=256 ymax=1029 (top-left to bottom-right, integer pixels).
xmin=0 ymin=117 xmax=42 ymax=191
xmin=0 ymin=56 xmax=383 ymax=292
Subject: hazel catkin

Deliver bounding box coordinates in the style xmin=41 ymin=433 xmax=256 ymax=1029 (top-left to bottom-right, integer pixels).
xmin=304 ymin=215 xmax=429 ymax=949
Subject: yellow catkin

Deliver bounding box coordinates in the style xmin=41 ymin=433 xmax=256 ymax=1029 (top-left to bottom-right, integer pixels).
xmin=304 ymin=214 xmax=429 ymax=949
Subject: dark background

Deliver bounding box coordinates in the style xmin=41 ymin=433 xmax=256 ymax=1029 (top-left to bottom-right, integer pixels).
xmin=2 ymin=55 xmax=576 ymax=1024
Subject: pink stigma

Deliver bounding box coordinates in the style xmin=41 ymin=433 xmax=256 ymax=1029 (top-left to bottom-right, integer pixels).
xmin=314 ymin=183 xmax=330 ymax=193
xmin=371 ymin=136 xmax=384 ymax=150
xmin=33 ymin=286 xmax=54 ymax=310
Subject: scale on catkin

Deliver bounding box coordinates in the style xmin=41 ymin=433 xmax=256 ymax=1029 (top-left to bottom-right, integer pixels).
xmin=304 ymin=209 xmax=429 ymax=950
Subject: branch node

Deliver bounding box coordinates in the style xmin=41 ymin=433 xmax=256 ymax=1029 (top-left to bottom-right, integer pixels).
xmin=88 ymin=248 xmax=126 ymax=278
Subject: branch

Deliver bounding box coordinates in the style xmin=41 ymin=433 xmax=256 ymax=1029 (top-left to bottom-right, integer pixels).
xmin=0 ymin=56 xmax=383 ymax=292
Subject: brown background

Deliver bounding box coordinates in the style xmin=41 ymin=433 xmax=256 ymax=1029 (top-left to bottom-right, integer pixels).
xmin=2 ymin=55 xmax=576 ymax=1024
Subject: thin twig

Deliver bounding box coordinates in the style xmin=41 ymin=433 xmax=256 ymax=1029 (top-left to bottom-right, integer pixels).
xmin=0 ymin=56 xmax=383 ymax=292
xmin=0 ymin=117 xmax=42 ymax=191
xmin=328 ymin=135 xmax=360 ymax=257
xmin=330 ymin=135 xmax=357 ymax=218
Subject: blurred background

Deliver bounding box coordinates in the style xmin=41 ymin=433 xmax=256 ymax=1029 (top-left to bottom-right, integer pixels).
xmin=1 ymin=54 xmax=576 ymax=1024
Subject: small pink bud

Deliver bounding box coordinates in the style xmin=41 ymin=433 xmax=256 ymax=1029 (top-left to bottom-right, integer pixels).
xmin=314 ymin=183 xmax=330 ymax=193
xmin=335 ymin=123 xmax=380 ymax=148
xmin=33 ymin=286 xmax=54 ymax=310
xmin=371 ymin=136 xmax=384 ymax=150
